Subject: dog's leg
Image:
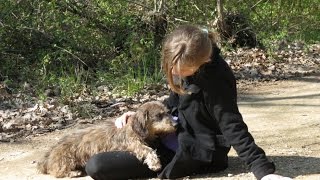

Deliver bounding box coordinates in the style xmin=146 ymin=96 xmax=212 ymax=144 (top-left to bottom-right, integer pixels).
xmin=130 ymin=143 xmax=162 ymax=171
xmin=68 ymin=170 xmax=85 ymax=177
xmin=44 ymin=140 xmax=80 ymax=178
xmin=46 ymin=153 xmax=76 ymax=178
xmin=144 ymin=150 xmax=162 ymax=171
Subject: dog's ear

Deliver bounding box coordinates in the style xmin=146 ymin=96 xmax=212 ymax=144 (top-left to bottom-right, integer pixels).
xmin=132 ymin=110 xmax=149 ymax=139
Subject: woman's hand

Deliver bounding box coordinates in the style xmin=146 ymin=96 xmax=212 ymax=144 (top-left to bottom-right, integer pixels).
xmin=114 ymin=111 xmax=136 ymax=128
xmin=261 ymin=174 xmax=292 ymax=180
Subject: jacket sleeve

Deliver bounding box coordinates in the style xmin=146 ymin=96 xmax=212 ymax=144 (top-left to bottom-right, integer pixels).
xmin=203 ymin=69 xmax=275 ymax=180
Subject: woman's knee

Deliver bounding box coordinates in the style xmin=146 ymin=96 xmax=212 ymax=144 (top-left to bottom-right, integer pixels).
xmin=85 ymin=153 xmax=104 ymax=179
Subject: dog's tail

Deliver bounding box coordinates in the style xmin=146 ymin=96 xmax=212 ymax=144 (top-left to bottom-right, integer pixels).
xmin=37 ymin=152 xmax=50 ymax=174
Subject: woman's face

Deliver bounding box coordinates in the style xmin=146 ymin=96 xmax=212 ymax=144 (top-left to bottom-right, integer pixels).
xmin=171 ymin=59 xmax=210 ymax=77
xmin=171 ymin=65 xmax=199 ymax=77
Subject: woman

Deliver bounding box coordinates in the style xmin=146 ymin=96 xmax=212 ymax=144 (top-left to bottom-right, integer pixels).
xmin=85 ymin=25 xmax=292 ymax=180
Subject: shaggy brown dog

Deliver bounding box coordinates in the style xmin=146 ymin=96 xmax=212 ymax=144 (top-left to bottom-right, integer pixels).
xmin=37 ymin=101 xmax=176 ymax=178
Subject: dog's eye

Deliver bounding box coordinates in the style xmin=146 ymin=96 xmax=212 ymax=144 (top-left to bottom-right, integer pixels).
xmin=156 ymin=114 xmax=163 ymax=120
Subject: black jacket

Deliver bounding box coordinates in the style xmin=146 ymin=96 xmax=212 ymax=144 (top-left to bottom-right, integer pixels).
xmin=159 ymin=48 xmax=275 ymax=180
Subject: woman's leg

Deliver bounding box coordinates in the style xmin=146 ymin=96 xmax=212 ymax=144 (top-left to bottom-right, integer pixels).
xmin=85 ymin=151 xmax=156 ymax=180
xmin=85 ymin=145 xmax=175 ymax=180
xmin=158 ymin=147 xmax=230 ymax=179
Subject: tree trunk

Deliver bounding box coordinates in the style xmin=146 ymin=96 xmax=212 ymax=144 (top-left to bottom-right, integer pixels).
xmin=153 ymin=0 xmax=167 ymax=48
xmin=217 ymin=0 xmax=226 ymax=33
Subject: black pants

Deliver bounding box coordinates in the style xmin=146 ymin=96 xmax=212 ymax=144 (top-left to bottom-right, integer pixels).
xmin=85 ymin=144 xmax=175 ymax=180
xmin=85 ymin=146 xmax=229 ymax=180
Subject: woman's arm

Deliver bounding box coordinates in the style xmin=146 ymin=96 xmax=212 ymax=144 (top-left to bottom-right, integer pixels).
xmin=202 ymin=61 xmax=276 ymax=179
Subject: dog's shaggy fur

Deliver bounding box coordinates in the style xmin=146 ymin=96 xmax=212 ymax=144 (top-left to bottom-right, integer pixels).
xmin=37 ymin=101 xmax=175 ymax=178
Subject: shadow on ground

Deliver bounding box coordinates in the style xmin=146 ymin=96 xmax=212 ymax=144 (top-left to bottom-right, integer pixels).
xmin=193 ymin=155 xmax=320 ymax=179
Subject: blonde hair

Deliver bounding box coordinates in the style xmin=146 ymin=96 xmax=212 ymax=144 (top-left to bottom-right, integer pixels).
xmin=161 ymin=25 xmax=218 ymax=94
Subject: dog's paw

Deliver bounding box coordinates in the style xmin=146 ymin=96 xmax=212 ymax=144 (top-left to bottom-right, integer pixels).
xmin=144 ymin=152 xmax=162 ymax=171
xmin=67 ymin=170 xmax=84 ymax=177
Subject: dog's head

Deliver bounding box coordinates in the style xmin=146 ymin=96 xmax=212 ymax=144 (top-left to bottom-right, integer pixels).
xmin=131 ymin=101 xmax=176 ymax=140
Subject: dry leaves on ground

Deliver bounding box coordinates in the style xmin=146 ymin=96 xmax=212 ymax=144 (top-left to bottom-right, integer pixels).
xmin=0 ymin=42 xmax=319 ymax=142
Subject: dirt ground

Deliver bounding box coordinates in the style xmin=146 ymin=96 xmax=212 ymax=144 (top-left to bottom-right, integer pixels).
xmin=0 ymin=75 xmax=319 ymax=180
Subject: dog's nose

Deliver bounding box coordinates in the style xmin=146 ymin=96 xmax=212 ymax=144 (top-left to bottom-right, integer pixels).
xmin=171 ymin=116 xmax=179 ymax=127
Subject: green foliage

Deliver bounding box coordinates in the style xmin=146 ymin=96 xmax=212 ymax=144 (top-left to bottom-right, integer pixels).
xmin=0 ymin=0 xmax=319 ymax=99
xmin=227 ymin=0 xmax=320 ymax=45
